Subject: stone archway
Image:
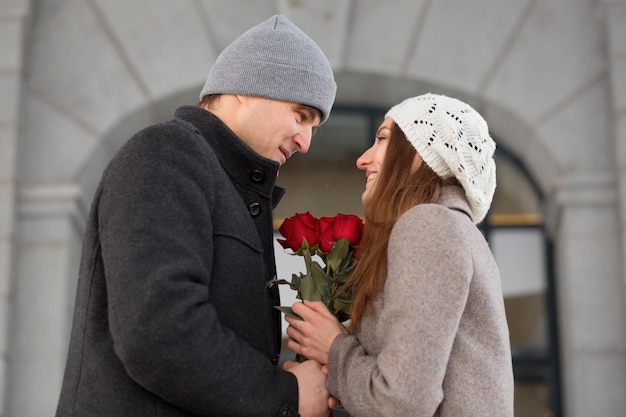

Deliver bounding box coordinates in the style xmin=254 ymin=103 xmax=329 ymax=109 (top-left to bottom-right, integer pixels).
xmin=7 ymin=1 xmax=626 ymax=416
xmin=9 ymin=68 xmax=565 ymax=417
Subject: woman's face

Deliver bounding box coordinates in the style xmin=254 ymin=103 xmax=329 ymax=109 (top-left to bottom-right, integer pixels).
xmin=356 ymin=117 xmax=393 ymax=205
xmin=356 ymin=117 xmax=424 ymax=205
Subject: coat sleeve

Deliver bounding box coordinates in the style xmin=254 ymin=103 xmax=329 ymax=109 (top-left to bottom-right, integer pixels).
xmin=98 ymin=124 xmax=298 ymax=416
xmin=326 ymin=205 xmax=473 ymax=417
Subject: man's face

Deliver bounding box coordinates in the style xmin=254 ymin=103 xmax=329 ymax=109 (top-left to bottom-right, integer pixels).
xmin=234 ymin=96 xmax=322 ymax=165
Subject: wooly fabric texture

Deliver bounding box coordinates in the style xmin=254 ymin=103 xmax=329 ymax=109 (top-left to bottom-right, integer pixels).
xmin=200 ymin=15 xmax=336 ymax=123
xmin=387 ymin=93 xmax=497 ymax=223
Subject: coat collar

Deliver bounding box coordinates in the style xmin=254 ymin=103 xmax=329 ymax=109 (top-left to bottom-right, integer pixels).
xmin=174 ymin=106 xmax=285 ymax=207
xmin=437 ymin=185 xmax=474 ymax=222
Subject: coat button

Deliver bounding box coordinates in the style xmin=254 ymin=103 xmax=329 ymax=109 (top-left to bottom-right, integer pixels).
xmin=272 ymin=354 xmax=280 ymax=365
xmin=248 ymin=202 xmax=261 ymax=217
xmin=251 ymin=169 xmax=265 ymax=182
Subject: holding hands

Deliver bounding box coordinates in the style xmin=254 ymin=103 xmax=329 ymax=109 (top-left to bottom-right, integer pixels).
xmin=282 ymin=359 xmax=336 ymax=417
xmin=284 ymin=301 xmax=349 ymax=416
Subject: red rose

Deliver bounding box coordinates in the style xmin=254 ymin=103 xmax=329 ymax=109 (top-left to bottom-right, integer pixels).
xmin=317 ymin=214 xmax=364 ymax=253
xmin=333 ymin=214 xmax=364 ymax=245
xmin=273 ymin=211 xmax=362 ymax=327
xmin=318 ymin=216 xmax=336 ymax=253
xmin=277 ymin=212 xmax=320 ymax=251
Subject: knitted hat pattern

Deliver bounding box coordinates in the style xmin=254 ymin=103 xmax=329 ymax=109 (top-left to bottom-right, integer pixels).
xmin=199 ymin=15 xmax=336 ymax=123
xmin=386 ymin=93 xmax=497 ymax=224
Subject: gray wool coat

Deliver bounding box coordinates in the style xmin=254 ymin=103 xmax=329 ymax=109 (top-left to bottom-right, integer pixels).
xmin=55 ymin=106 xmax=299 ymax=417
xmin=327 ymin=186 xmax=514 ymax=417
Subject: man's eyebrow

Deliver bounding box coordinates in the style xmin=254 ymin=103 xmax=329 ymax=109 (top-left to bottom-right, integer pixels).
xmin=299 ymin=104 xmax=322 ymax=122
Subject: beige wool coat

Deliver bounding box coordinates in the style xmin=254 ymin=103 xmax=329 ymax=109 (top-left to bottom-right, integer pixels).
xmin=327 ymin=185 xmax=514 ymax=417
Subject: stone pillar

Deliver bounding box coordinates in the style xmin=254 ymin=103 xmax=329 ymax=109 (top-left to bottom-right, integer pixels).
xmin=0 ymin=0 xmax=30 ymax=416
xmin=604 ymin=0 xmax=626 ymax=305
xmin=6 ymin=186 xmax=85 ymax=417
xmin=550 ymin=175 xmax=626 ymax=417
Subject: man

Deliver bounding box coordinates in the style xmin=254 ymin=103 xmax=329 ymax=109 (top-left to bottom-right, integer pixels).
xmin=55 ymin=15 xmax=336 ymax=417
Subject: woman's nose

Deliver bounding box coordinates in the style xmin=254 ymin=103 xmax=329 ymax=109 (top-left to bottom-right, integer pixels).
xmin=356 ymin=148 xmax=372 ymax=170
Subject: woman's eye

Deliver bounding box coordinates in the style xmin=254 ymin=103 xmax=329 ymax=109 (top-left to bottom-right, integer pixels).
xmin=376 ymin=135 xmax=386 ymax=142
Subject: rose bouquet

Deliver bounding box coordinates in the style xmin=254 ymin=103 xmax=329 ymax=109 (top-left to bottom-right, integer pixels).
xmin=270 ymin=212 xmax=364 ymax=323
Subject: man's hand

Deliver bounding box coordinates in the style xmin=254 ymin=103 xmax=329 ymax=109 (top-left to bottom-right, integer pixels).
xmin=283 ymin=360 xmax=331 ymax=417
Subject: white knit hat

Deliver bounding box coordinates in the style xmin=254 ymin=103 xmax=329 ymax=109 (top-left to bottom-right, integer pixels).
xmin=386 ymin=93 xmax=496 ymax=224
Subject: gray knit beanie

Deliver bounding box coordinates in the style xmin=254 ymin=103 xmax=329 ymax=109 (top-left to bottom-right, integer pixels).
xmin=199 ymin=15 xmax=336 ymax=123
xmin=386 ymin=93 xmax=497 ymax=224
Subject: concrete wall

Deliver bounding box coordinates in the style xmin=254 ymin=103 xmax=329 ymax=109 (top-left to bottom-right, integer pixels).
xmin=2 ymin=0 xmax=625 ymax=416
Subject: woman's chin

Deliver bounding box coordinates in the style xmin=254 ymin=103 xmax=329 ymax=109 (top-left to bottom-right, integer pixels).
xmin=361 ymin=191 xmax=371 ymax=206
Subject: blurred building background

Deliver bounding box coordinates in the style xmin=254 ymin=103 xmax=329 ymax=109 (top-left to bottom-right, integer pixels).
xmin=1 ymin=0 xmax=625 ymax=416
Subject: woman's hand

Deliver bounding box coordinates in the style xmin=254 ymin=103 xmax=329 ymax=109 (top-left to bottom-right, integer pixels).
xmin=285 ymin=301 xmax=349 ymax=365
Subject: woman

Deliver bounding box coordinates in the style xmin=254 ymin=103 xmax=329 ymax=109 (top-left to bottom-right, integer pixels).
xmin=285 ymin=93 xmax=514 ymax=416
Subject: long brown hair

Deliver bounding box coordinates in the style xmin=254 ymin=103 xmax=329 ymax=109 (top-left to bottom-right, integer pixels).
xmin=346 ymin=122 xmax=456 ymax=332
